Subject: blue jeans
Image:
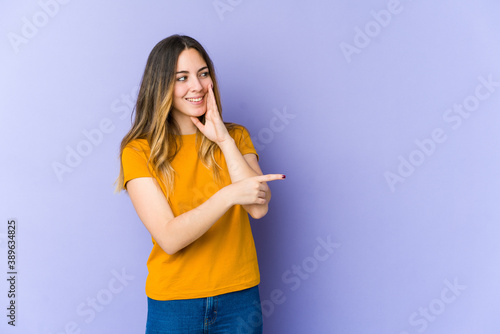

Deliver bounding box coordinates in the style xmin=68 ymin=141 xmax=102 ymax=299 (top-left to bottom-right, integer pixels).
xmin=146 ymin=285 xmax=263 ymax=334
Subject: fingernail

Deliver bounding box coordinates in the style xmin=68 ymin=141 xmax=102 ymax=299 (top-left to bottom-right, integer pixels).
xmin=282 ymin=175 xmax=286 ymax=179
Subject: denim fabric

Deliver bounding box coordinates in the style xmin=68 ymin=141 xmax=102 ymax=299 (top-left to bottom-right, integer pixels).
xmin=146 ymin=285 xmax=263 ymax=334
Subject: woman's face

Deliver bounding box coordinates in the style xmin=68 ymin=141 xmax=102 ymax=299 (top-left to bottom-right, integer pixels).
xmin=172 ymin=48 xmax=213 ymax=121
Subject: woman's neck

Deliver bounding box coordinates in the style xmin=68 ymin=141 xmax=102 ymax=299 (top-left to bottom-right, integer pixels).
xmin=172 ymin=110 xmax=198 ymax=135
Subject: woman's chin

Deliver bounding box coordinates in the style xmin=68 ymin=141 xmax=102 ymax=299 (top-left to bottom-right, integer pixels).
xmin=173 ymin=106 xmax=206 ymax=119
xmin=191 ymin=109 xmax=207 ymax=118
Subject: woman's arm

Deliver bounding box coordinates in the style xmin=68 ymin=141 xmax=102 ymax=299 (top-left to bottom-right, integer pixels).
xmin=126 ymin=173 xmax=283 ymax=255
xmin=217 ymin=138 xmax=271 ymax=219
xmin=190 ymin=85 xmax=276 ymax=219
xmin=218 ymin=136 xmax=260 ymax=182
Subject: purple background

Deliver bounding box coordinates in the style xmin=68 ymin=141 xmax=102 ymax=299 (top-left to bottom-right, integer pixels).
xmin=2 ymin=0 xmax=500 ymax=333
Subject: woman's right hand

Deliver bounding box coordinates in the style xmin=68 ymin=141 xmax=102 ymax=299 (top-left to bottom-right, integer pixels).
xmin=223 ymin=174 xmax=285 ymax=206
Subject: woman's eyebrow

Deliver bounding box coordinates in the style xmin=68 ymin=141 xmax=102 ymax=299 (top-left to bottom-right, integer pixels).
xmin=176 ymin=66 xmax=208 ymax=74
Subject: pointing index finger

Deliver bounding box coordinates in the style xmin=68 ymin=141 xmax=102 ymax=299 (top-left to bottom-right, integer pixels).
xmin=256 ymin=174 xmax=286 ymax=182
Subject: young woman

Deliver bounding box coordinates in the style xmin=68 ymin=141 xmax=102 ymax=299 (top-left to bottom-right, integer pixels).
xmin=115 ymin=35 xmax=285 ymax=333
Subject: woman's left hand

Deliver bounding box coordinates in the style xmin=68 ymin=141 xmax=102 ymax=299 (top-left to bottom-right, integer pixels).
xmin=190 ymin=84 xmax=231 ymax=144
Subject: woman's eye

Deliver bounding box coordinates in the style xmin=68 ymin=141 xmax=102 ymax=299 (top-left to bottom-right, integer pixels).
xmin=177 ymin=76 xmax=187 ymax=82
xmin=200 ymin=72 xmax=209 ymax=78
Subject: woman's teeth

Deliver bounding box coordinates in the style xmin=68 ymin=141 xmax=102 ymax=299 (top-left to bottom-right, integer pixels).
xmin=186 ymin=97 xmax=203 ymax=102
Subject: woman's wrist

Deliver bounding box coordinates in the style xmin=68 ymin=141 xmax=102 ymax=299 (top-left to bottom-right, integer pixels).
xmin=216 ymin=185 xmax=235 ymax=208
xmin=216 ymin=136 xmax=235 ymax=150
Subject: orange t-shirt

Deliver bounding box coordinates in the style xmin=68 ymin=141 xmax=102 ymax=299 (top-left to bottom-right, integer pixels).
xmin=121 ymin=125 xmax=260 ymax=300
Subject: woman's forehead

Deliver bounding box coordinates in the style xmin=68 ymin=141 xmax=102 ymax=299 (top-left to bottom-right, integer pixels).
xmin=176 ymin=48 xmax=207 ymax=71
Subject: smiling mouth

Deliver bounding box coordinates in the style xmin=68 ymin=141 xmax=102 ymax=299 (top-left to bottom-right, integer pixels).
xmin=186 ymin=97 xmax=203 ymax=102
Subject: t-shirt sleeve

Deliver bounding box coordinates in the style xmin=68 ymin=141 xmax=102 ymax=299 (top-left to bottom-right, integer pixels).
xmin=121 ymin=143 xmax=152 ymax=189
xmin=233 ymin=125 xmax=259 ymax=161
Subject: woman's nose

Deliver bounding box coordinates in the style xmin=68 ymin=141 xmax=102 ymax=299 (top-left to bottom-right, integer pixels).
xmin=190 ymin=77 xmax=203 ymax=91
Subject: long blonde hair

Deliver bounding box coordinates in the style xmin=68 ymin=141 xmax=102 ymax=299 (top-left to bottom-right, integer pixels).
xmin=114 ymin=35 xmax=234 ymax=197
